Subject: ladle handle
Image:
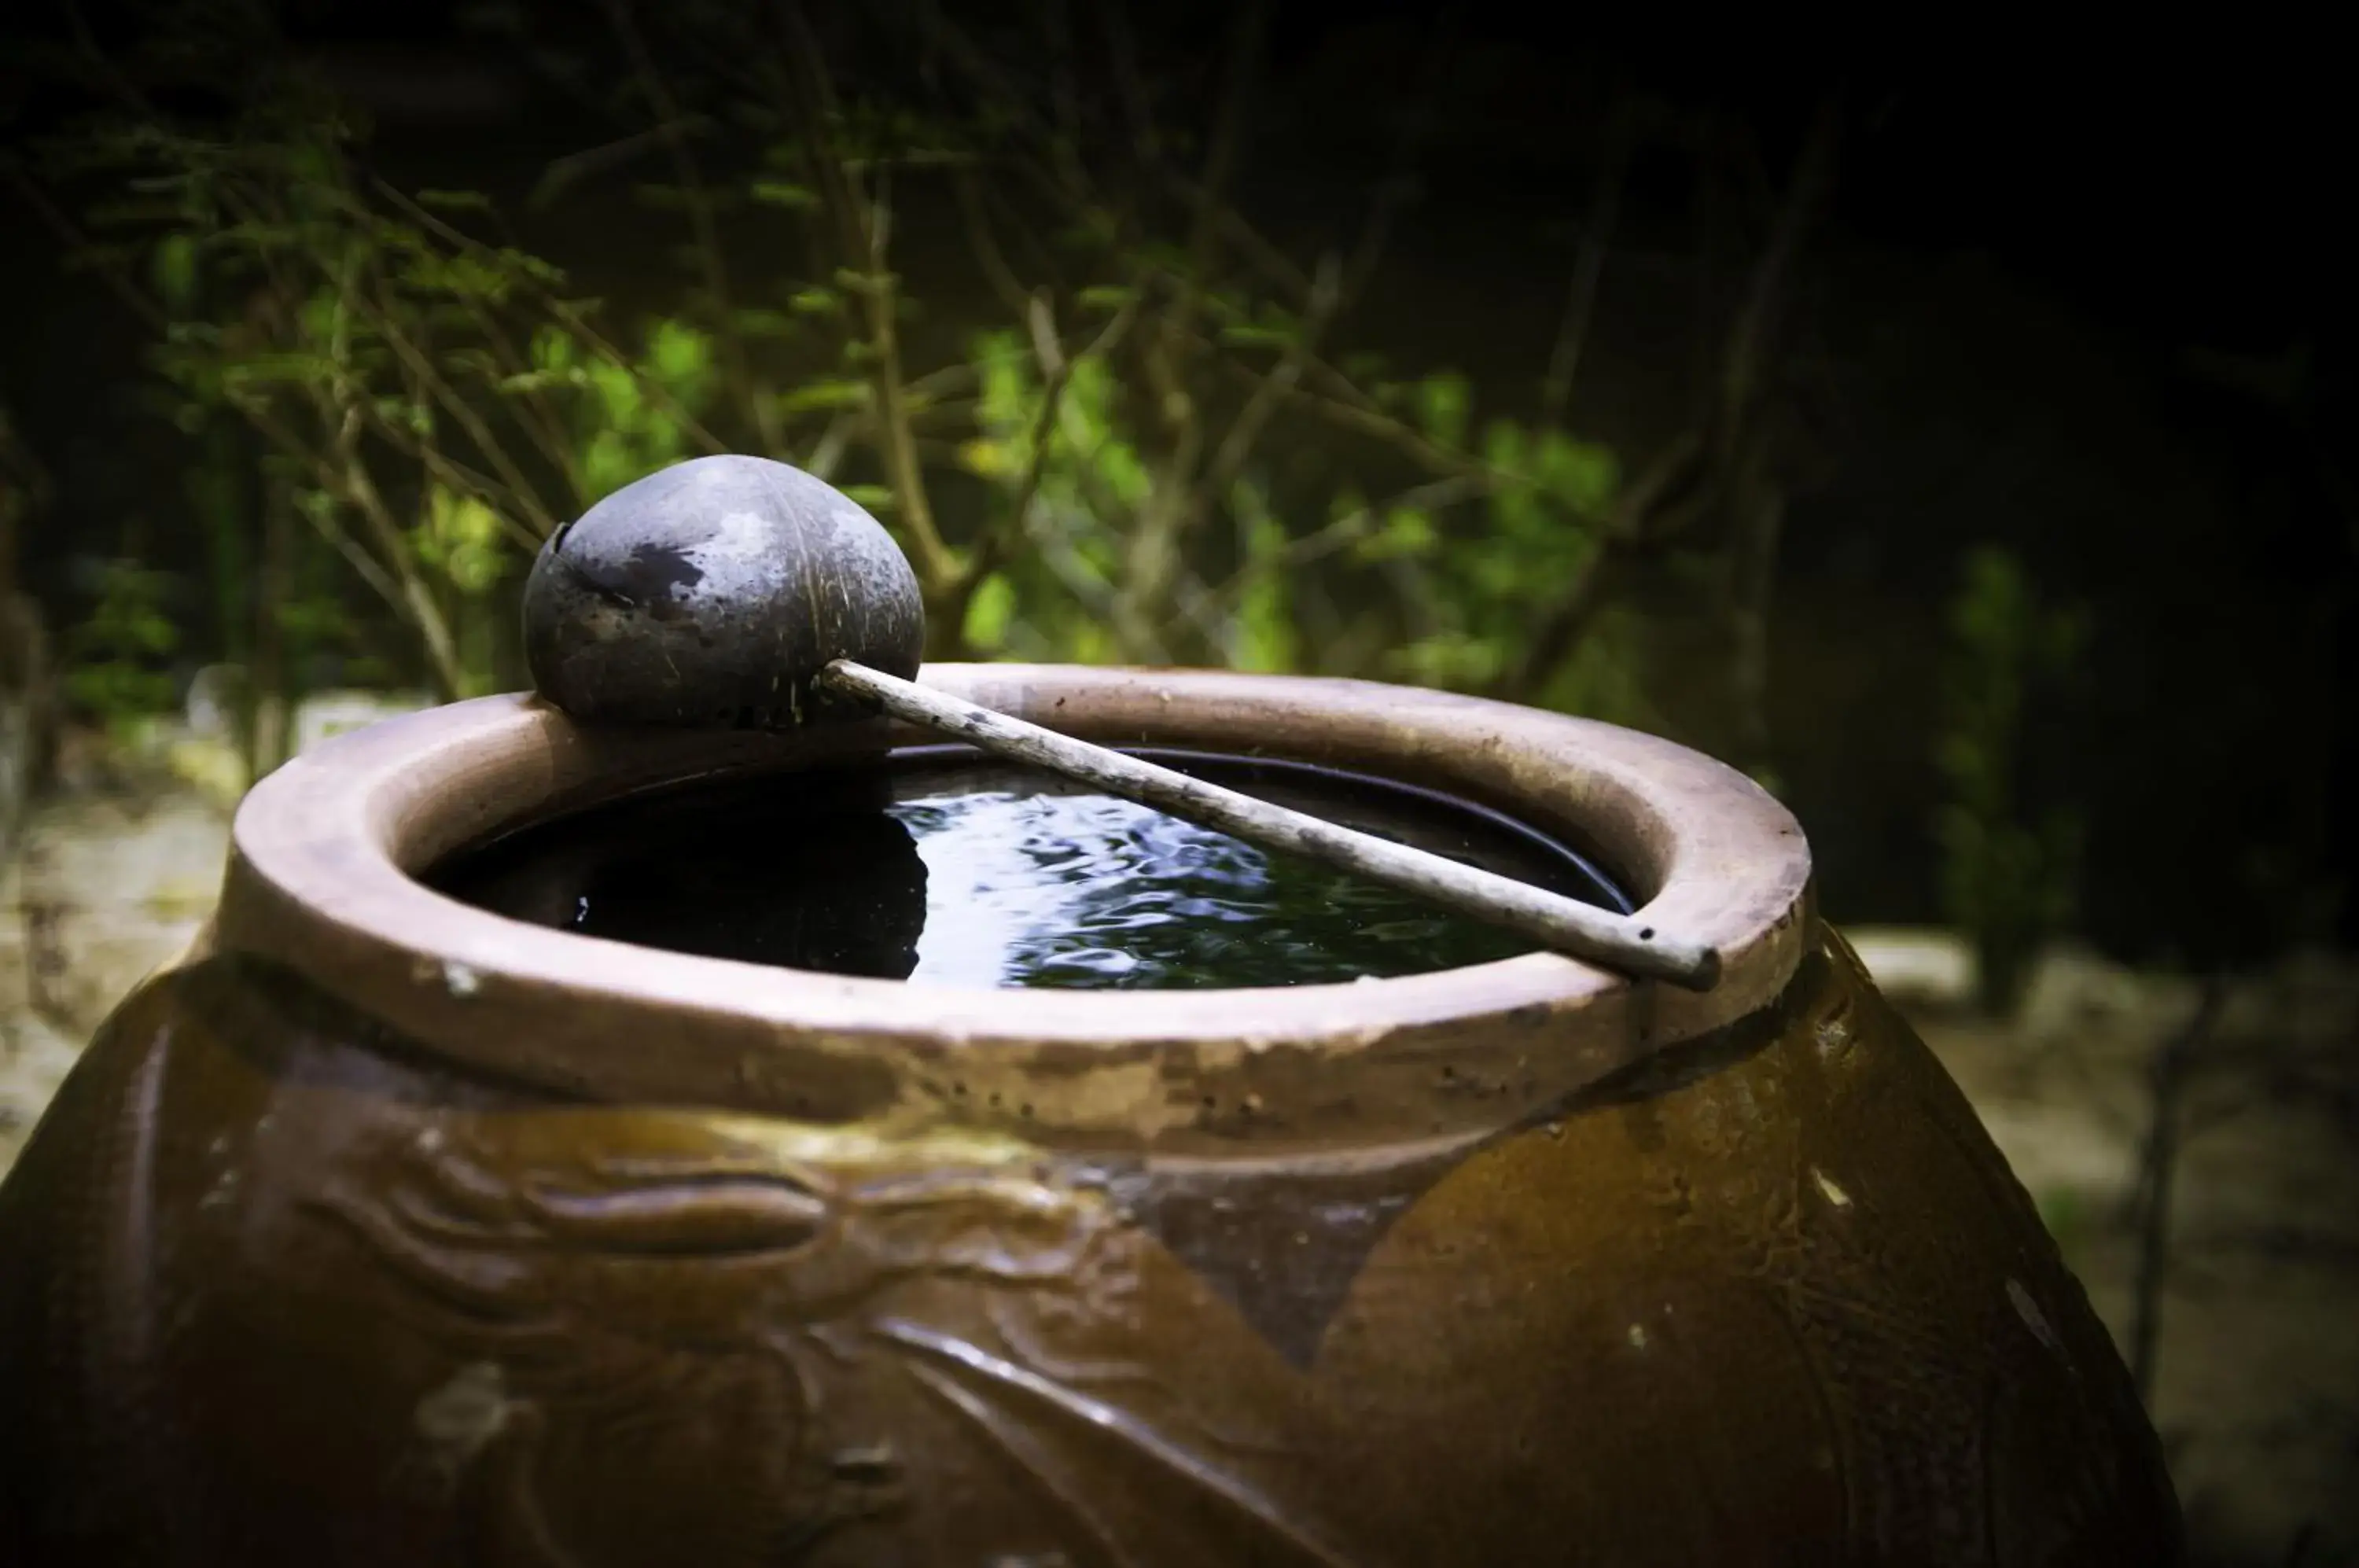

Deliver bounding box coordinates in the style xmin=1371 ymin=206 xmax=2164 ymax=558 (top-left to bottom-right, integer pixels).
xmin=819 ymin=660 xmax=1721 ymax=992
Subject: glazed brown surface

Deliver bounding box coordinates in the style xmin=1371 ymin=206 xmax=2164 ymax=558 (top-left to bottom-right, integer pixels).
xmin=0 ymin=671 xmax=2180 ymax=1562
xmin=0 ymin=926 xmax=2177 ymax=1564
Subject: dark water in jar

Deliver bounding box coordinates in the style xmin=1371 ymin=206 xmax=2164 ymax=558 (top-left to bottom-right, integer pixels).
xmin=429 ymin=748 xmax=1629 ymax=990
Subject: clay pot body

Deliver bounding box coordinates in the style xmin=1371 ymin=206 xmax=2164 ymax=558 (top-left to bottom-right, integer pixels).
xmin=0 ymin=668 xmax=2180 ymax=1566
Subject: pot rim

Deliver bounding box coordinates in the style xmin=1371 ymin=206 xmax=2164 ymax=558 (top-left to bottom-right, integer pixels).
xmin=213 ymin=665 xmax=1812 ymax=1152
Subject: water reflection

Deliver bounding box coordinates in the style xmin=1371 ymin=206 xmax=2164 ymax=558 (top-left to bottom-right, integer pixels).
xmin=432 ymin=753 xmax=1622 ymax=991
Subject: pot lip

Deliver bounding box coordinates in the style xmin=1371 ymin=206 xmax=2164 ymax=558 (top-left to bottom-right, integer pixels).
xmin=214 ymin=665 xmax=1812 ymax=1151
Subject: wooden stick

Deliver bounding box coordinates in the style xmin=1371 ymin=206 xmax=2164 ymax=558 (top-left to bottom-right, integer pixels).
xmin=818 ymin=659 xmax=1721 ymax=990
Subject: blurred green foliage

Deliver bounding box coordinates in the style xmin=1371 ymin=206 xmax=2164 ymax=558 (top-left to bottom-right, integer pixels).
xmin=61 ymin=561 xmax=179 ymax=738
xmin=513 ymin=322 xmax=718 ymax=505
xmin=1935 ymin=546 xmax=2089 ymax=1015
xmin=19 ymin=0 xmax=1772 ymax=804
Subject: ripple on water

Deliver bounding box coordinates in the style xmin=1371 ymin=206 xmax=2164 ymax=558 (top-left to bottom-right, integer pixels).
xmin=432 ymin=753 xmax=1626 ymax=991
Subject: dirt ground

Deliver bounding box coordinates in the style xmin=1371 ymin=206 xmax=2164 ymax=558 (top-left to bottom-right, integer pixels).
xmin=1868 ymin=935 xmax=2359 ymax=1566
xmin=3 ymin=758 xmax=2354 ymax=1565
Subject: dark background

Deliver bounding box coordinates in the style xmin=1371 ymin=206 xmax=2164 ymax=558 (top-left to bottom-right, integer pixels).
xmin=2 ymin=9 xmax=2356 ymax=1562
xmin=2 ymin=5 xmax=2351 ymax=962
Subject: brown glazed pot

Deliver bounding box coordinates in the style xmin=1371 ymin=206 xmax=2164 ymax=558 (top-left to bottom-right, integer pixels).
xmin=0 ymin=667 xmax=2180 ymax=1566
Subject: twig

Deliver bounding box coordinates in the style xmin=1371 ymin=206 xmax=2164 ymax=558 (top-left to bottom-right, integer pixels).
xmin=1717 ymin=98 xmax=1842 ymax=447
xmin=1111 ymin=0 xmax=1264 ymax=660
xmin=774 ymin=0 xmax=957 ymax=590
xmin=1165 ymin=472 xmax=1486 ymax=639
xmin=15 ymin=142 xmax=463 ymax=681
xmin=337 ymin=280 xmax=564 ymax=539
xmin=1492 ymin=432 xmax=1710 ymax=701
xmin=528 ymin=117 xmax=715 ymax=209
xmin=951 ymin=168 xmax=1036 ymax=322
xmin=304 ymin=234 xmax=465 ymax=695
xmin=1039 ymin=0 xmax=1090 ymax=198
xmin=932 ymin=292 xmax=1076 ymax=649
xmin=1099 ymin=0 xmax=1163 ymax=171
xmin=1205 ymin=255 xmax=1340 ymax=495
xmin=434 ymin=292 xmax=585 ymax=503
xmin=362 ymin=409 xmax=543 ymax=556
xmin=2129 ymin=975 xmax=2229 ymax=1405
xmin=602 ymin=0 xmax=779 ymax=452
xmin=2 ymin=162 xmax=169 ymax=333
xmin=1496 ymin=97 xmax=1841 ymax=705
xmin=1540 ymin=97 xmax=1634 ymax=428
xmin=1208 ymin=355 xmax=1500 ymax=487
xmin=373 ymin=178 xmax=731 ymax=459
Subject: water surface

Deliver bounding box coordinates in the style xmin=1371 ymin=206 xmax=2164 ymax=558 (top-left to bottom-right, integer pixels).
xmin=432 ymin=749 xmax=1628 ymax=990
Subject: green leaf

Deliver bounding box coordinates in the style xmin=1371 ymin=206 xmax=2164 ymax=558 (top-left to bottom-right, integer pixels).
xmin=497 ymin=248 xmax=566 ymax=285
xmin=958 ymin=438 xmax=1015 ymax=481
xmin=840 ymin=484 xmax=895 ymax=510
xmin=1533 ymin=429 xmax=1617 ymax=515
xmin=399 ymin=251 xmax=511 ymax=302
xmin=375 ymin=396 xmax=433 ymax=437
xmin=416 ymin=486 xmax=507 ymax=595
xmin=1415 ymin=373 xmax=1470 ymax=450
xmin=1386 ymin=630 xmax=1503 ymax=690
xmin=529 ymin=326 xmax=580 ymax=373
xmin=586 ymin=359 xmax=643 ymax=428
xmin=731 ymin=307 xmax=797 ymax=339
xmin=583 ymin=427 xmax=637 ymax=499
xmin=1135 ymin=240 xmax=1191 ymax=276
xmin=646 ymin=317 xmax=712 ymax=388
xmin=414 ymin=188 xmax=493 ymax=212
xmin=220 ymin=352 xmax=340 ymax=388
xmin=1353 ymin=506 xmax=1437 ymax=563
xmin=749 ymin=179 xmax=818 ymax=210
xmin=962 ymin=572 xmax=1016 ymax=651
xmin=152 ymin=234 xmax=199 ymax=312
xmin=775 ymin=378 xmax=870 ymax=413
xmin=1217 ymin=323 xmax=1294 ymax=349
xmin=1481 ymin=418 xmax=1527 ymax=477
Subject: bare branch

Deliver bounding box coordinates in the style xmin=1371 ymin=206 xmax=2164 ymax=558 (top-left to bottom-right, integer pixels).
xmin=2130 ymin=977 xmax=2231 ymax=1404
xmin=337 ymin=282 xmax=565 ymax=539
xmin=374 ymin=178 xmax=732 ymax=459
xmin=1718 ymin=98 xmax=1842 ymax=444
xmin=1099 ymin=0 xmax=1163 ymax=171
xmin=528 ymin=116 xmax=716 ymax=210
xmin=1199 ymin=251 xmax=1341 ymax=506
xmin=951 ymin=167 xmax=1036 ymax=322
xmin=1500 ymin=97 xmax=1843 ymax=704
xmin=1540 ymin=98 xmax=1634 ymax=428
xmin=775 ymin=0 xmax=955 ymax=589
xmin=937 ymin=283 xmax=1147 ymax=649
xmin=315 ymin=247 xmax=468 ymax=697
xmin=359 ymin=402 xmax=544 ymax=556
xmin=602 ymin=0 xmax=778 ymax=451
xmin=1168 ymin=472 xmax=1486 ymax=639
xmin=1491 ymin=432 xmax=1711 ymax=702
xmin=2 ymin=162 xmax=169 ymax=333
xmin=1113 ymin=0 xmax=1265 ymax=658
xmin=1211 ymin=353 xmax=1506 ymax=489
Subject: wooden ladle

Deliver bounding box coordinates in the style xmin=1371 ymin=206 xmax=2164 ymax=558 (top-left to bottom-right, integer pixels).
xmin=521 ymin=454 xmax=1719 ymax=990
